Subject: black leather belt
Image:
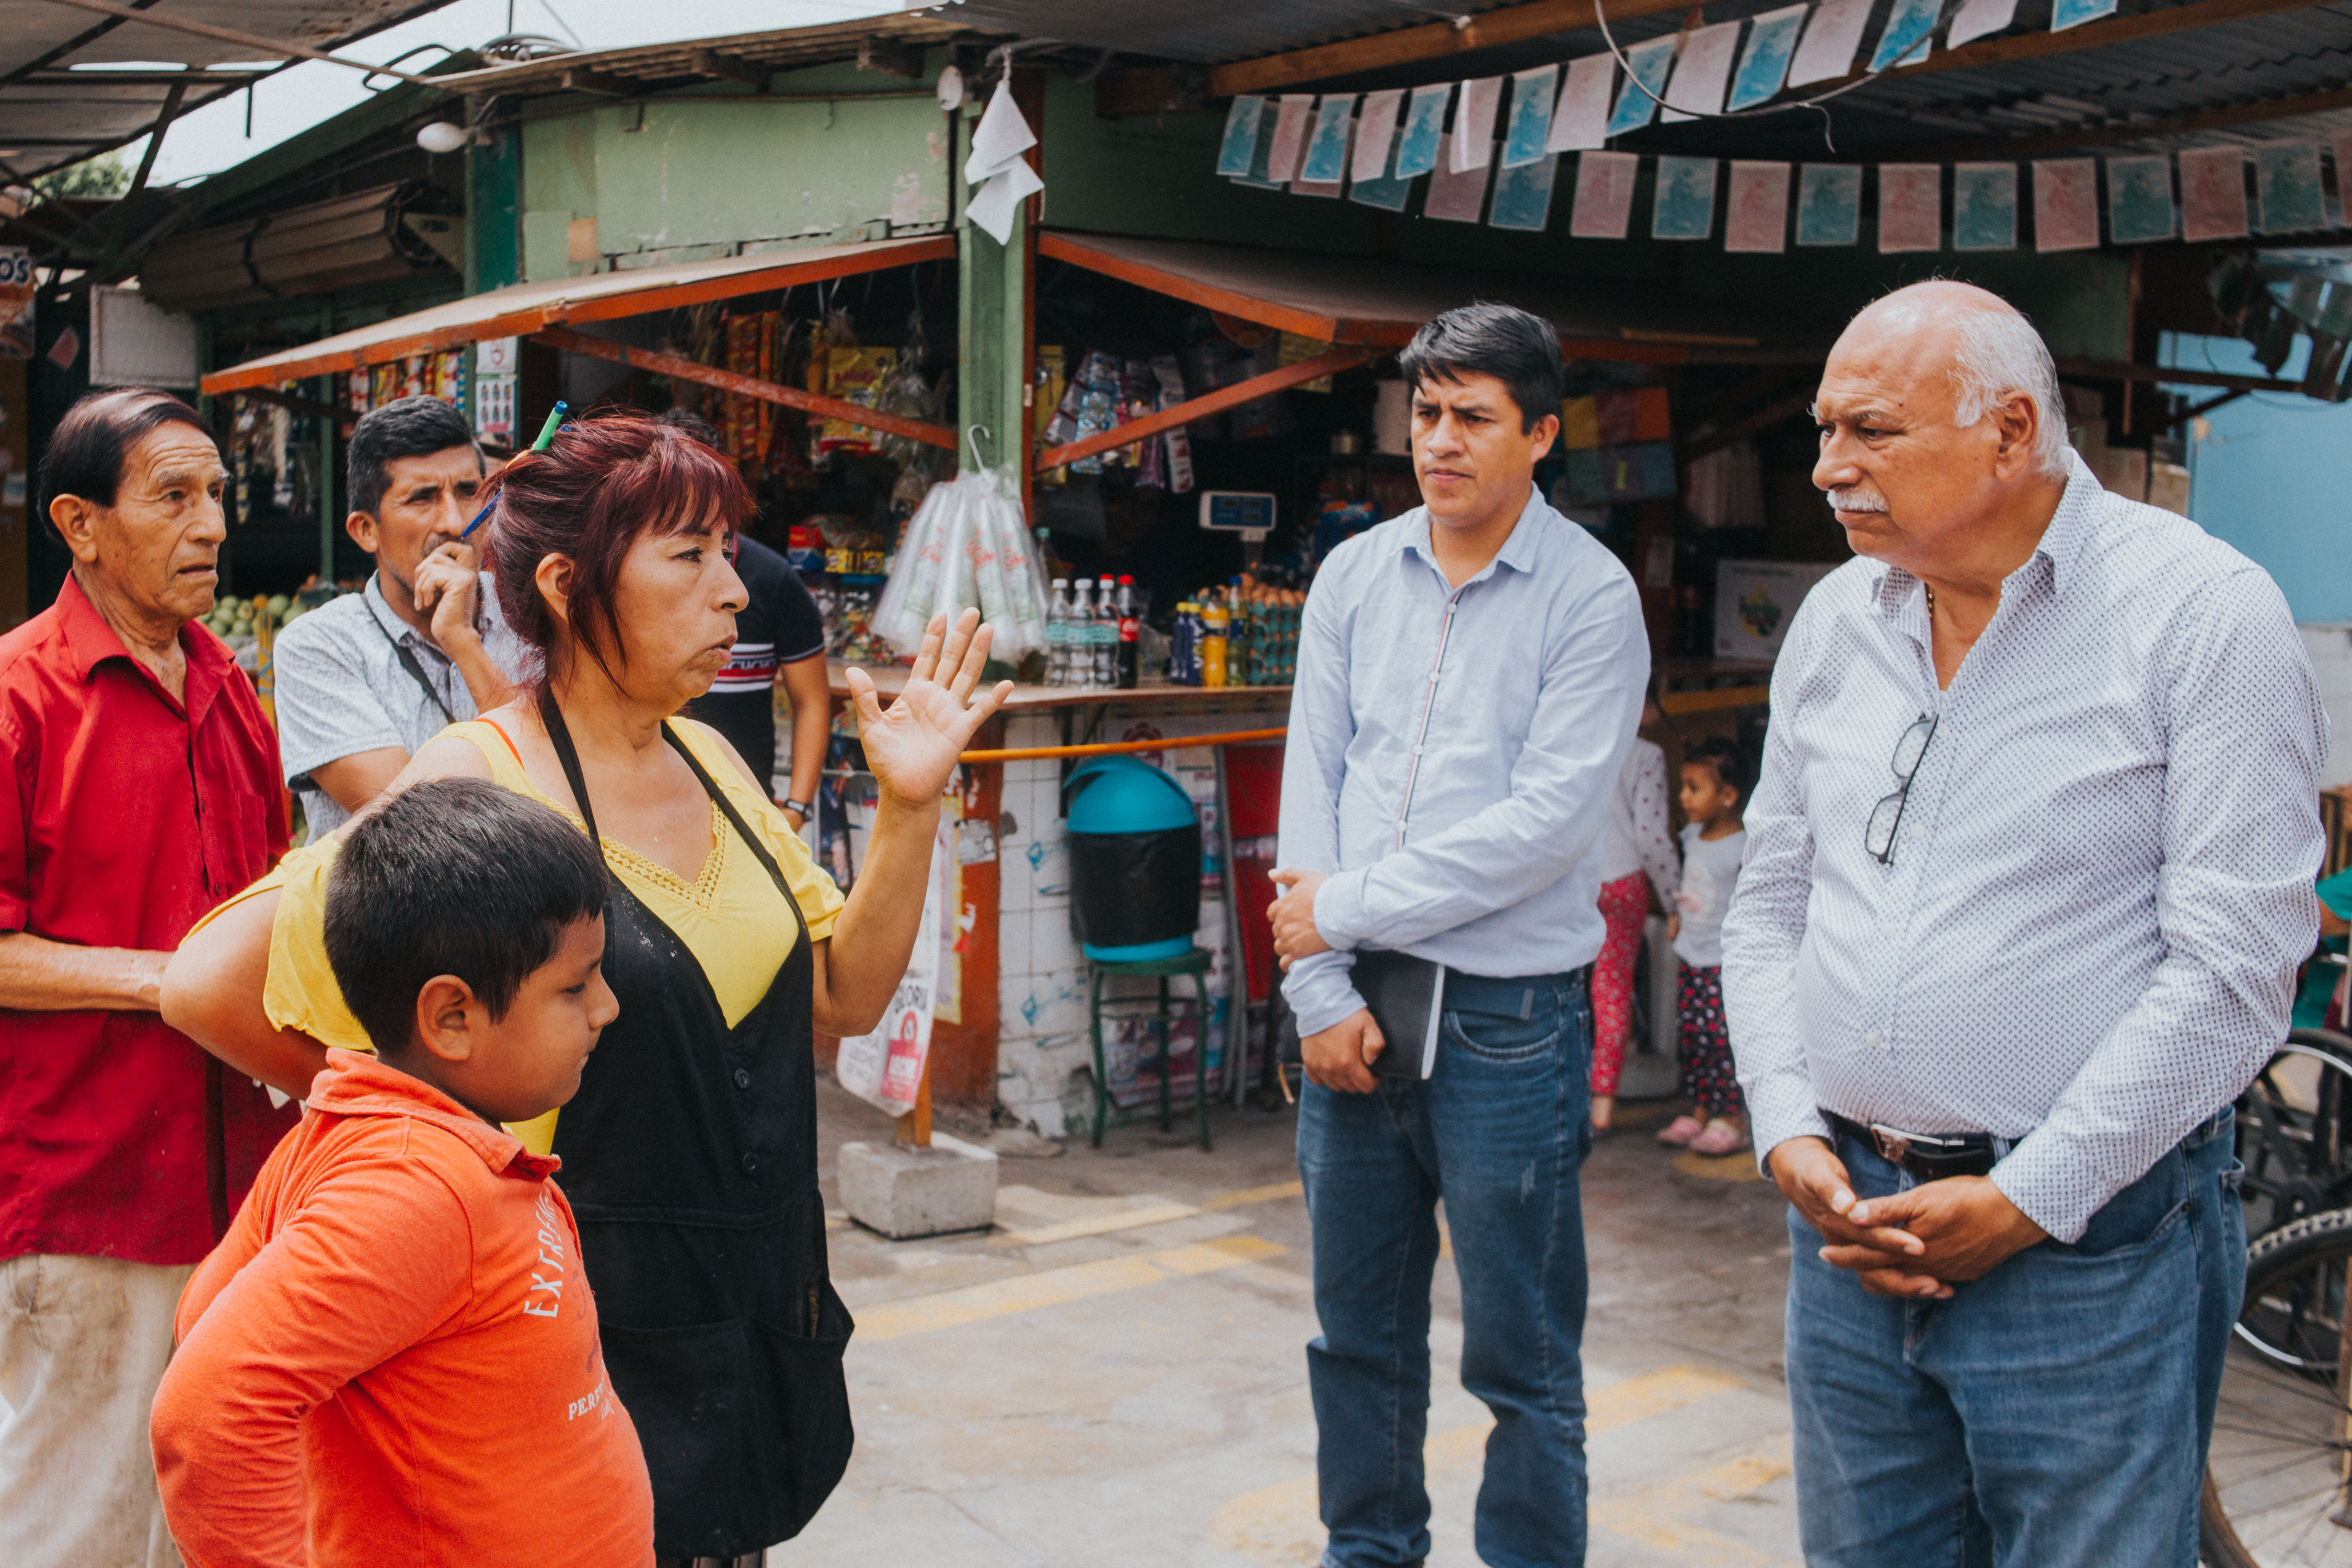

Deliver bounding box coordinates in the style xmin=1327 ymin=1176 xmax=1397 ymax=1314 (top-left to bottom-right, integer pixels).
xmin=1825 ymin=1110 xmax=2002 ymax=1182
xmin=1446 ymin=965 xmax=1593 ymax=1021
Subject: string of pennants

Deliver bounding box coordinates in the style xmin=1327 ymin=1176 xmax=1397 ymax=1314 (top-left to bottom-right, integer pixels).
xmin=1213 ymin=2 xmax=2352 ymax=253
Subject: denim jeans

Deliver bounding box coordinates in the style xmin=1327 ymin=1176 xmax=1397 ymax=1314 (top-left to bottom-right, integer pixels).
xmin=1296 ymin=977 xmax=1594 ymax=1568
xmin=1785 ymin=1112 xmax=2243 ymax=1567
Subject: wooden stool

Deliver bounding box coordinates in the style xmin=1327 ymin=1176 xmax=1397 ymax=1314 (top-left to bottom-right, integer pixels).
xmin=1087 ymin=948 xmax=1216 ymax=1151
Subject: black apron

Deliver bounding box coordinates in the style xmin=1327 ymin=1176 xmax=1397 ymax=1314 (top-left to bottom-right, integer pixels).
xmin=538 ymin=694 xmax=854 ymax=1557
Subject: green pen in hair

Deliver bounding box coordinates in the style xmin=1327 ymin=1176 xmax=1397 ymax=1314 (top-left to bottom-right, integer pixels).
xmin=458 ymin=401 xmax=568 ymax=540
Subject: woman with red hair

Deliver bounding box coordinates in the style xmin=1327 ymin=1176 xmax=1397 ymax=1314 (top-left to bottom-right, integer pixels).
xmin=166 ymin=412 xmax=1009 ymax=1564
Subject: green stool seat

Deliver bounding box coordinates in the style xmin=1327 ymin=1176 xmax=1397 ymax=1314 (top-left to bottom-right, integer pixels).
xmin=1087 ymin=947 xmax=1216 ymax=1151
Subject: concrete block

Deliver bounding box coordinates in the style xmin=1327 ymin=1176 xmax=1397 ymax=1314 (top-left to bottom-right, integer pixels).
xmin=839 ymin=1131 xmax=999 ymax=1240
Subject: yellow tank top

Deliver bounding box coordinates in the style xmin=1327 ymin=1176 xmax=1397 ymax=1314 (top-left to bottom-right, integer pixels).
xmin=205 ymin=717 xmax=843 ymax=1154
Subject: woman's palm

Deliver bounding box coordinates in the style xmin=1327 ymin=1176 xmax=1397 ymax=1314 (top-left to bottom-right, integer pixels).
xmin=847 ymin=609 xmax=1014 ymax=805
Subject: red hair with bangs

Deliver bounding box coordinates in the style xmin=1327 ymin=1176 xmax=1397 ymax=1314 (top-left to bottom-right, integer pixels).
xmin=480 ymin=411 xmax=752 ymax=679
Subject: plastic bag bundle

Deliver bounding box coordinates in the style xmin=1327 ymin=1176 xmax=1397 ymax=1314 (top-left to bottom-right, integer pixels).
xmin=871 ymin=469 xmax=1051 ymax=663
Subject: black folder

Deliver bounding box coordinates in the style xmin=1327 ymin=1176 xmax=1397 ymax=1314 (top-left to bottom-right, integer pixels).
xmin=1355 ymin=950 xmax=1447 ymax=1080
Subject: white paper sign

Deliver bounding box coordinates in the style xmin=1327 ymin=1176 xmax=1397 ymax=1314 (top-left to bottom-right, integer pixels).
xmin=964 ymin=77 xmax=1037 ymax=182
xmin=1946 ymin=0 xmax=2021 ymax=47
xmin=967 ymin=156 xmax=1043 ymax=245
xmin=1788 ymin=0 xmax=1874 ymax=87
xmin=1663 ymin=20 xmax=1743 ymax=121
xmin=1352 ymin=88 xmax=1405 ymax=183
xmin=835 ymin=823 xmax=949 ymax=1117
xmin=1450 ymin=76 xmax=1504 ymax=172
xmin=1548 ymin=56 xmax=1617 ymax=152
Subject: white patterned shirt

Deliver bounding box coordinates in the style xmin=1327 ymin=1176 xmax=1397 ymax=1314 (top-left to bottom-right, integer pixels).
xmin=1721 ymin=456 xmax=2328 ymax=1241
xmin=272 ymin=574 xmax=536 ymax=839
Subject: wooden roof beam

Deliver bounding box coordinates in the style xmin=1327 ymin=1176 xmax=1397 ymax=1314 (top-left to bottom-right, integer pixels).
xmin=1203 ymin=0 xmax=1698 ymax=98
xmin=535 ymin=326 xmax=958 ymax=450
xmin=559 ymin=66 xmax=638 ymax=97
xmin=1849 ymin=0 xmax=2337 ymax=89
xmin=857 ymin=37 xmax=925 ymax=78
xmin=1037 ymin=344 xmax=1378 ymax=471
xmin=1899 ymin=82 xmax=2352 ymax=162
xmin=689 ymin=49 xmax=768 ymax=89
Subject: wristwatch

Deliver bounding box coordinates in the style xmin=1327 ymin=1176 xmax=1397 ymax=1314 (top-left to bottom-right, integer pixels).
xmin=782 ymin=797 xmax=815 ymax=821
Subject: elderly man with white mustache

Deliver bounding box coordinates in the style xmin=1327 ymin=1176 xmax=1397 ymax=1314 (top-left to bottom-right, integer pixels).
xmin=1722 ymin=281 xmax=2326 ymax=1567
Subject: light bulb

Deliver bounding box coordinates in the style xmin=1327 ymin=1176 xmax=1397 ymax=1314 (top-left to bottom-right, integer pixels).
xmin=415 ymin=122 xmax=469 ymax=154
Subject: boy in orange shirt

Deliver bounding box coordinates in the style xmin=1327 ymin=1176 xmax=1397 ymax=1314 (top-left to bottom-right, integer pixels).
xmin=151 ymin=777 xmax=650 ymax=1568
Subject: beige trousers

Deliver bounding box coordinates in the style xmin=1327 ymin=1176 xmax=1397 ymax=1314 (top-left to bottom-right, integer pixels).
xmin=0 ymin=1253 xmax=193 ymax=1568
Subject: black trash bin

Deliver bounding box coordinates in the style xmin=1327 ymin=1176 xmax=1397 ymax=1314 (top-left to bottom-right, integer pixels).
xmin=1062 ymin=756 xmax=1202 ymax=962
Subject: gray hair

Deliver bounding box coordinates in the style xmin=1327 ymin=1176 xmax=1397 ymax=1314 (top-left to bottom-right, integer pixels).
xmin=1949 ymin=308 xmax=2071 ymax=477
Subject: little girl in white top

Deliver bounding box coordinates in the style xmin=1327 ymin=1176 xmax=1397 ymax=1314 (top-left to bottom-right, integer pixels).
xmin=1657 ymin=736 xmax=1749 ymax=1156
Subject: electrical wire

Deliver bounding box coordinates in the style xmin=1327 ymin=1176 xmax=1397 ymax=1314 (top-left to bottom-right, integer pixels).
xmin=1586 ymin=0 xmax=1947 ymax=153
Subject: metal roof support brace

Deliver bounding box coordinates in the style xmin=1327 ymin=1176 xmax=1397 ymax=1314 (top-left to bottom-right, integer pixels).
xmin=30 ymin=0 xmax=442 ymax=85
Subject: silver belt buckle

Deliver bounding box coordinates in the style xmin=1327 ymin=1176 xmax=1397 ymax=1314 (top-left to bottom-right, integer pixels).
xmin=1869 ymin=1121 xmax=1971 ymax=1166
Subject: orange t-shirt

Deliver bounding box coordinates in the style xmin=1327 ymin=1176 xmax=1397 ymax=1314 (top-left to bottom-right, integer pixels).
xmin=151 ymin=1050 xmax=654 ymax=1568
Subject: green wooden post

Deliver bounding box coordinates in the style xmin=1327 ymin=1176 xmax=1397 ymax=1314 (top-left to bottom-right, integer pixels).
xmin=955 ymin=101 xmax=1029 ymax=483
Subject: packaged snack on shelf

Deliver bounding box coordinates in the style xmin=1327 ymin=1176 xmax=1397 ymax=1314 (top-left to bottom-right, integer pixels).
xmin=819 ymin=345 xmax=898 ymax=457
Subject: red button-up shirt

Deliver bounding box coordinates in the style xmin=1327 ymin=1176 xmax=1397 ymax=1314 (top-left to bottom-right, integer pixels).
xmin=0 ymin=575 xmax=297 ymax=1265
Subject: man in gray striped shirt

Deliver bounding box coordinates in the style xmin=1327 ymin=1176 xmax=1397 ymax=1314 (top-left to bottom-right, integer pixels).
xmin=273 ymin=398 xmax=532 ymax=838
xmin=1724 ymin=282 xmax=2326 ymax=1566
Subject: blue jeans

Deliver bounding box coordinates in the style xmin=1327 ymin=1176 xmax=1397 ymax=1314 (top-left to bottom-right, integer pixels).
xmin=1296 ymin=978 xmax=1594 ymax=1568
xmin=1785 ymin=1113 xmax=2243 ymax=1567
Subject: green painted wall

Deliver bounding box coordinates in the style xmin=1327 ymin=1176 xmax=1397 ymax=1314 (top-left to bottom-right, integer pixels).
xmin=517 ymin=64 xmax=953 ymax=279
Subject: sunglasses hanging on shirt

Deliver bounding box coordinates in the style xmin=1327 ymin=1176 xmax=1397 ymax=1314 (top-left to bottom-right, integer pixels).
xmin=1865 ymin=712 xmax=1938 ymax=865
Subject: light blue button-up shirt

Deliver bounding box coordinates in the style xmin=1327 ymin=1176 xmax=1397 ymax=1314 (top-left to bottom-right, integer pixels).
xmin=1277 ymin=485 xmax=1650 ymax=1037
xmin=1722 ymin=457 xmax=2328 ymax=1241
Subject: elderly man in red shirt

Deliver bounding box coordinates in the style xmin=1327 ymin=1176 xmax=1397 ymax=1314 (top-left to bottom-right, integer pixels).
xmin=0 ymin=389 xmax=296 ymax=1567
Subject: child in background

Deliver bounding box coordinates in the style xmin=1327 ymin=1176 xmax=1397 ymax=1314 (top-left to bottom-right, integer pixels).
xmin=1656 ymin=737 xmax=1751 ymax=1156
xmin=1589 ymin=687 xmax=1680 ymax=1134
xmin=151 ymin=779 xmax=651 ymax=1568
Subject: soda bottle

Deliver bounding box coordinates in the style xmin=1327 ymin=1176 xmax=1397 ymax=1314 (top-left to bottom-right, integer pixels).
xmin=1201 ymin=598 xmax=1229 ymax=688
xmin=1069 ymin=580 xmax=1096 ymax=689
xmin=1170 ymin=601 xmax=1198 ymax=685
xmin=1045 ymin=578 xmax=1070 ymax=688
xmin=1115 ymin=575 xmax=1140 ymax=689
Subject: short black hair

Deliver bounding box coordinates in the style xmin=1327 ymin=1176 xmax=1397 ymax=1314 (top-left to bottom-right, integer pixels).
xmin=656 ymin=406 xmax=723 ymax=449
xmin=1683 ymin=736 xmax=1749 ymax=800
xmin=347 ymin=395 xmax=482 ymax=520
xmin=324 ymin=777 xmax=608 ymax=1056
xmin=1397 ymin=303 xmax=1564 ymax=434
xmin=38 ymin=388 xmax=216 ymax=535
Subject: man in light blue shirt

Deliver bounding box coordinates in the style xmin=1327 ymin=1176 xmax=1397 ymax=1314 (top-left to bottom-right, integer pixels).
xmin=1269 ymin=304 xmax=1648 ymax=1568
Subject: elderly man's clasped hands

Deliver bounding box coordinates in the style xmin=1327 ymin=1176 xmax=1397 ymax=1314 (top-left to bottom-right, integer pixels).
xmin=1767 ymin=1138 xmax=2047 ymax=1299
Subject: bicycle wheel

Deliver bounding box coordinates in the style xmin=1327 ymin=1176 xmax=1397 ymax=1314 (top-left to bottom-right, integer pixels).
xmin=2238 ymin=1032 xmax=2352 ymax=1239
xmin=2203 ymin=1208 xmax=2352 ymax=1566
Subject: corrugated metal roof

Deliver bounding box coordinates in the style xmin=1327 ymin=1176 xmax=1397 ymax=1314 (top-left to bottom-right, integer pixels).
xmin=909 ymin=0 xmax=1537 ymax=66
xmin=924 ymin=0 xmax=2352 ymax=162
xmin=0 ymin=0 xmax=457 ymax=180
xmin=425 ymin=14 xmax=990 ymax=98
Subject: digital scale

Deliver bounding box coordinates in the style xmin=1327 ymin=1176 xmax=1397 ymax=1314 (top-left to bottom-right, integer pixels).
xmin=1197 ymin=490 xmax=1276 ymax=544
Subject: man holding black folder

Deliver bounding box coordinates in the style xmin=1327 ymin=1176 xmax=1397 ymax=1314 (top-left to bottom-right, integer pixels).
xmin=1270 ymin=304 xmax=1648 ymax=1568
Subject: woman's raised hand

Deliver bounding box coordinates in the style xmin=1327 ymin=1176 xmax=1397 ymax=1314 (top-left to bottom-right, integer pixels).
xmin=846 ymin=609 xmax=1016 ymax=808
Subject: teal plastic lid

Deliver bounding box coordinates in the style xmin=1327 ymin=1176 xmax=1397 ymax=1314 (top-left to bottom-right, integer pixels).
xmin=1063 ymin=756 xmax=1197 ymax=835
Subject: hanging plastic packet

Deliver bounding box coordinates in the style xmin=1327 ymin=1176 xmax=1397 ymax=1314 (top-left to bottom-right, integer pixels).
xmin=1071 ymin=351 xmax=1121 ymax=474
xmin=1151 ymin=355 xmax=1195 ymax=494
xmin=1126 ymin=359 xmax=1167 ymax=489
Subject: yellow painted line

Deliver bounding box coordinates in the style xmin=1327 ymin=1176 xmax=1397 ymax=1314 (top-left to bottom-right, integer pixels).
xmin=1590 ymin=1440 xmax=1797 ymax=1565
xmin=989 ymin=1200 xmax=1200 ymax=1247
xmin=857 ymin=1235 xmax=1287 ymax=1342
xmin=1203 ymin=1179 xmax=1305 ymax=1210
xmin=1674 ymin=1149 xmax=1765 ymax=1182
xmin=1209 ymin=1364 xmax=1745 ymax=1562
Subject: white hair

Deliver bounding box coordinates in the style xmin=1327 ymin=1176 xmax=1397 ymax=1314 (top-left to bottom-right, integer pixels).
xmin=1949 ymin=308 xmax=2070 ymax=477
